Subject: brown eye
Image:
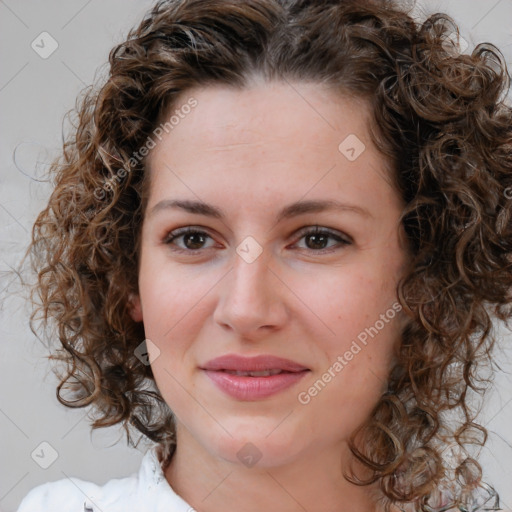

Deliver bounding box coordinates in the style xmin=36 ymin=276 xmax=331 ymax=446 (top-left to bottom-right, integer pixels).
xmin=181 ymin=232 xmax=208 ymax=250
xmin=294 ymin=226 xmax=351 ymax=252
xmin=163 ymin=227 xmax=215 ymax=252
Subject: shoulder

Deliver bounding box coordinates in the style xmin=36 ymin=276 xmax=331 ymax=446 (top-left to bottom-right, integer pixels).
xmin=16 ymin=476 xmax=102 ymax=511
xmin=16 ymin=446 xmax=148 ymax=512
xmin=16 ymin=472 xmax=139 ymax=512
xmin=16 ymin=444 xmax=192 ymax=512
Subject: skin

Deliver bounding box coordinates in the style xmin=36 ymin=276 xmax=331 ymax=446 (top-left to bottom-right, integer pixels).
xmin=130 ymin=80 xmax=409 ymax=512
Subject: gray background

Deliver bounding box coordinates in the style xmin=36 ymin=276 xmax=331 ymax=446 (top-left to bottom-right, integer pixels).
xmin=1 ymin=1 xmax=511 ymax=511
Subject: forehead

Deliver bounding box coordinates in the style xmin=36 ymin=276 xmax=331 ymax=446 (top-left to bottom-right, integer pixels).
xmin=145 ymin=81 xmax=398 ymax=216
xmin=155 ymin=81 xmax=371 ymax=154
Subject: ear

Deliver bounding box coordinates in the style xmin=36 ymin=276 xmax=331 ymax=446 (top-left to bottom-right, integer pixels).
xmin=128 ymin=293 xmax=143 ymax=322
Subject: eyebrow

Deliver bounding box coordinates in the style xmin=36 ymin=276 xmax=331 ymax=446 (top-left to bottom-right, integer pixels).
xmin=148 ymin=198 xmax=373 ymax=221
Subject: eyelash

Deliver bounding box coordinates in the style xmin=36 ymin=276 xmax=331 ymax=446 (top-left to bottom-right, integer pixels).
xmin=162 ymin=225 xmax=352 ymax=254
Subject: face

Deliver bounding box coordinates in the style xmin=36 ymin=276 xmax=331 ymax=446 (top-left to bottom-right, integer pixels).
xmin=130 ymin=81 xmax=408 ymax=468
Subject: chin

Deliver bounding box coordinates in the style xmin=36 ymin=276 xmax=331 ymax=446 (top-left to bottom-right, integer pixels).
xmin=202 ymin=416 xmax=309 ymax=469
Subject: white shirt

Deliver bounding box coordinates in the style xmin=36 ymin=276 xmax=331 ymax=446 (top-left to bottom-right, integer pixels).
xmin=16 ymin=445 xmax=195 ymax=512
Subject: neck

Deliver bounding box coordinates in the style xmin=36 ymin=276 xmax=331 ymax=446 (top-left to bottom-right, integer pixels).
xmin=164 ymin=426 xmax=394 ymax=512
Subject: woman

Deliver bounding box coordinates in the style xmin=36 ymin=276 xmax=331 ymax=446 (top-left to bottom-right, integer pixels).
xmin=19 ymin=0 xmax=512 ymax=510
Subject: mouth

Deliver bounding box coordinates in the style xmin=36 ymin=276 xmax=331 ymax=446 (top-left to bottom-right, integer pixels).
xmin=220 ymin=369 xmax=286 ymax=377
xmin=200 ymin=354 xmax=310 ymax=400
xmin=201 ymin=354 xmax=309 ymax=373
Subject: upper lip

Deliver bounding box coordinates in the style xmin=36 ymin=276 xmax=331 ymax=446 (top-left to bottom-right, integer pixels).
xmin=201 ymin=354 xmax=309 ymax=372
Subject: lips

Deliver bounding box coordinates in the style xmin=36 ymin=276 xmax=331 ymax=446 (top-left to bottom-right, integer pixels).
xmin=200 ymin=355 xmax=310 ymax=400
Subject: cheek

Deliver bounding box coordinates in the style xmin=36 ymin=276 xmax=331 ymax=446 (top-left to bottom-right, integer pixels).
xmin=298 ymin=310 xmax=400 ymax=439
xmin=304 ymin=266 xmax=401 ymax=349
xmin=138 ymin=260 xmax=209 ymax=336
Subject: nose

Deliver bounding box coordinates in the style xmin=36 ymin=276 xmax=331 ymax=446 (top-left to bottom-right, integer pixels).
xmin=213 ymin=249 xmax=288 ymax=340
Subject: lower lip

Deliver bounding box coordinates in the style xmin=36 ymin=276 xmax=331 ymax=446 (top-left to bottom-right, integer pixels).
xmin=203 ymin=370 xmax=308 ymax=400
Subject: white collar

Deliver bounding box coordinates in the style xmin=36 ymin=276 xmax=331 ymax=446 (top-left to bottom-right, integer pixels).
xmin=81 ymin=444 xmax=194 ymax=511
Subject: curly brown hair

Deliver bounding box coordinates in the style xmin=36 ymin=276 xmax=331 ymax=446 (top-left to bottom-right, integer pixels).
xmin=28 ymin=0 xmax=512 ymax=510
